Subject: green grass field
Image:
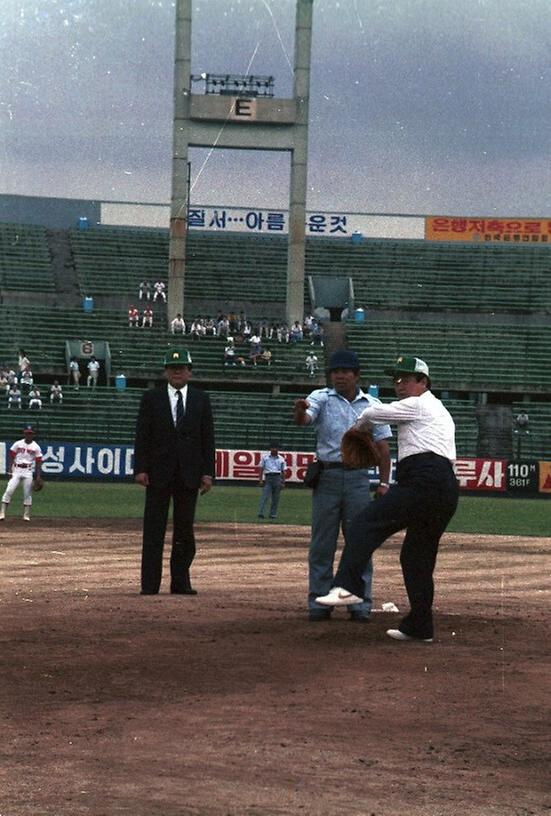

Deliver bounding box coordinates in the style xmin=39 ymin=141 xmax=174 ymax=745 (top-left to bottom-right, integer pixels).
xmin=10 ymin=482 xmax=550 ymax=536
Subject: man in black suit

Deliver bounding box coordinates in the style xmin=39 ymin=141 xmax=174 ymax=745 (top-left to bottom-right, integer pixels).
xmin=134 ymin=347 xmax=216 ymax=595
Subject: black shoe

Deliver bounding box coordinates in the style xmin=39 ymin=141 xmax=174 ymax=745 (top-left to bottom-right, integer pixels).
xmin=349 ymin=612 xmax=371 ymax=622
xmin=140 ymin=590 xmax=158 ymax=595
xmin=258 ymin=514 xmax=264 ymax=519
xmin=171 ymin=587 xmax=198 ymax=595
xmin=308 ymin=610 xmax=332 ymax=622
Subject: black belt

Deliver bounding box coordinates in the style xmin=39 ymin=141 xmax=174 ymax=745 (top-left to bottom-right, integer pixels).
xmin=320 ymin=461 xmax=365 ymax=471
xmin=16 ymin=463 xmax=30 ymax=468
xmin=400 ymin=452 xmax=451 ymax=465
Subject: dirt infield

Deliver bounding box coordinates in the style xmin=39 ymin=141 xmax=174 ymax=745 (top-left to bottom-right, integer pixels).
xmin=0 ymin=519 xmax=549 ymax=816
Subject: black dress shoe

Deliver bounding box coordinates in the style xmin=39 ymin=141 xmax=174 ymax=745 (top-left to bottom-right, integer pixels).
xmin=308 ymin=610 xmax=331 ymax=621
xmin=140 ymin=590 xmax=158 ymax=595
xmin=171 ymin=587 xmax=198 ymax=595
xmin=349 ymin=612 xmax=371 ymax=622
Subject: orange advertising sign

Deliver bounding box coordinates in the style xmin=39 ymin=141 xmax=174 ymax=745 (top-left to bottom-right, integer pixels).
xmin=538 ymin=461 xmax=551 ymax=493
xmin=425 ymin=216 xmax=551 ymax=243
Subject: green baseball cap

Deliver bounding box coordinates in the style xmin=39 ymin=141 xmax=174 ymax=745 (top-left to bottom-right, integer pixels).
xmin=384 ymin=355 xmax=430 ymax=378
xmin=163 ymin=347 xmax=192 ymax=367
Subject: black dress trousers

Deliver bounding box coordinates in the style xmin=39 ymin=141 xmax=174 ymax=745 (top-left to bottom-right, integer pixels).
xmin=334 ymin=452 xmax=459 ymax=638
xmin=141 ymin=471 xmax=199 ymax=594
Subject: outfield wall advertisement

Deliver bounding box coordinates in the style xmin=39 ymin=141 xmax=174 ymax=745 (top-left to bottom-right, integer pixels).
xmin=0 ymin=442 xmax=550 ymax=495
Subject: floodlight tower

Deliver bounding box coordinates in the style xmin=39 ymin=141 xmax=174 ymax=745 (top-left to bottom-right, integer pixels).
xmin=167 ymin=0 xmax=314 ymax=326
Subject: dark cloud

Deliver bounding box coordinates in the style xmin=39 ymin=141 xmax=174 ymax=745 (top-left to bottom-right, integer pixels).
xmin=2 ymin=0 xmax=551 ymax=214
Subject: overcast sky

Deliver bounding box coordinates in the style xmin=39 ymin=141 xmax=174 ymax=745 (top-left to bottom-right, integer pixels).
xmin=1 ymin=0 xmax=551 ymax=216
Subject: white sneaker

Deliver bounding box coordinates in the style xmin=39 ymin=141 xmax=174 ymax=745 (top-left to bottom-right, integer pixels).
xmin=23 ymin=509 xmax=30 ymax=522
xmin=0 ymin=512 xmax=5 ymax=521
xmin=386 ymin=629 xmax=433 ymax=643
xmin=316 ymin=587 xmax=363 ymax=606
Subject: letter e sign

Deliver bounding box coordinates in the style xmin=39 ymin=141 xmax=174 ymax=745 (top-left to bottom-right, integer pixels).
xmin=235 ymin=98 xmax=254 ymax=118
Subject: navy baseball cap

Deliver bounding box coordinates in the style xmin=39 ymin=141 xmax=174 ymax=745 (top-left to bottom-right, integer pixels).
xmin=328 ymin=350 xmax=360 ymax=371
xmin=23 ymin=425 xmax=35 ymax=434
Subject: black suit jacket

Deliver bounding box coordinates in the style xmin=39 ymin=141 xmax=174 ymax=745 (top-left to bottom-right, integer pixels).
xmin=134 ymin=383 xmax=215 ymax=490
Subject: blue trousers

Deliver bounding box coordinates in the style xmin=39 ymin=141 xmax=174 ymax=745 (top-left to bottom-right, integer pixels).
xmin=334 ymin=453 xmax=459 ymax=638
xmin=309 ymin=467 xmax=373 ymax=614
xmin=258 ymin=474 xmax=283 ymax=518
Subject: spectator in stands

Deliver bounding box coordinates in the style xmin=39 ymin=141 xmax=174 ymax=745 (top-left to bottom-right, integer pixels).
xmin=217 ymin=315 xmax=229 ymax=339
xmin=290 ymin=321 xmax=303 ymax=344
xmin=258 ymin=319 xmax=270 ymax=339
xmin=69 ymin=357 xmax=81 ymax=391
xmin=8 ymin=384 xmax=22 ymax=409
xmin=228 ymin=311 xmax=238 ymax=334
xmin=141 ymin=307 xmax=153 ymax=328
xmin=6 ymin=368 xmax=17 ymax=390
xmin=189 ymin=318 xmax=206 ymax=339
xmin=277 ymin=323 xmax=290 ymax=344
xmin=19 ymin=368 xmax=33 ymax=395
xmin=171 ymin=313 xmax=186 ymax=335
xmin=306 ymin=352 xmax=319 ymax=377
xmin=259 ymin=348 xmax=272 ymax=367
xmin=249 ymin=333 xmax=262 ymax=366
xmin=50 ymin=380 xmax=63 ymax=405
xmin=515 ymin=412 xmax=530 ymax=433
xmin=223 ymin=338 xmax=237 ymax=367
xmin=128 ymin=306 xmax=139 ymax=327
xmin=153 ymin=281 xmax=167 ymax=302
xmin=293 ymin=349 xmax=392 ymax=622
xmin=268 ymin=321 xmax=279 ymax=340
xmin=205 ymin=317 xmax=216 ymax=336
xmin=238 ymin=310 xmax=247 ymax=332
xmin=0 ymin=369 xmax=8 ymax=395
xmin=139 ymin=280 xmax=151 ymax=301
xmin=242 ymin=320 xmax=252 ymax=340
xmin=87 ymin=356 xmax=100 ymax=389
xmin=28 ymin=386 xmax=42 ymax=410
xmin=18 ymin=350 xmax=31 ymax=373
xmin=310 ymin=321 xmax=324 ymax=346
xmin=303 ymin=314 xmax=314 ymax=339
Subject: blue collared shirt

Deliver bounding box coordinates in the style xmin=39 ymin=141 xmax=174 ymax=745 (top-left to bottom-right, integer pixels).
xmin=260 ymin=453 xmax=286 ymax=475
xmin=306 ymin=387 xmax=392 ymax=462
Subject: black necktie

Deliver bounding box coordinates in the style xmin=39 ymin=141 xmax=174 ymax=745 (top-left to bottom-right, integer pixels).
xmin=175 ymin=389 xmax=184 ymax=429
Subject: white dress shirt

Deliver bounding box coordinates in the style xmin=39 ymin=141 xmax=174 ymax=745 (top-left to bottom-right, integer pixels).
xmin=355 ymin=390 xmax=456 ymax=462
xmin=168 ymin=383 xmax=188 ymax=425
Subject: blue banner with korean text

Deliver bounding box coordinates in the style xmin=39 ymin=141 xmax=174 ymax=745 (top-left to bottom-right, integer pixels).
xmin=39 ymin=442 xmax=134 ymax=481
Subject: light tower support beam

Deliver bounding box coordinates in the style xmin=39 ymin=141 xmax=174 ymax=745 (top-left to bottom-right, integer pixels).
xmin=168 ymin=0 xmax=314 ymax=325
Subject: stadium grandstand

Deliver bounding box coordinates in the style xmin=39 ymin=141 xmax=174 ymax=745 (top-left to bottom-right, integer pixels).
xmin=1 ymin=199 xmax=551 ymax=463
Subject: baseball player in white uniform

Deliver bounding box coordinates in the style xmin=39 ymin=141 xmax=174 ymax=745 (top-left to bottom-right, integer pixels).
xmin=1 ymin=425 xmax=44 ymax=522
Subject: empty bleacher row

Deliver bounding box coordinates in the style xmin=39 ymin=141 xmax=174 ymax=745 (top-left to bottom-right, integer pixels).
xmin=307 ymin=237 xmax=551 ymax=314
xmin=70 ymin=228 xmax=287 ymax=303
xmin=0 ymin=222 xmax=55 ymax=292
xmin=347 ymin=320 xmax=551 ymax=393
xmin=67 ymin=226 xmax=551 ymax=315
xmin=3 ymin=221 xmax=551 ymax=315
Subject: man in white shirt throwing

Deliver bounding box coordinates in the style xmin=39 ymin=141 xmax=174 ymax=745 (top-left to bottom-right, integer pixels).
xmin=316 ymin=356 xmax=459 ymax=643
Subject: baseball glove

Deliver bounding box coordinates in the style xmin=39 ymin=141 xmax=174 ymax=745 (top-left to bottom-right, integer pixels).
xmin=32 ymin=479 xmax=44 ymax=492
xmin=341 ymin=427 xmax=381 ymax=469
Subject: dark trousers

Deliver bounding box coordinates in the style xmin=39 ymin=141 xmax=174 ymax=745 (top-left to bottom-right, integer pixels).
xmin=141 ymin=478 xmax=199 ymax=593
xmin=334 ymin=453 xmax=459 ymax=638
